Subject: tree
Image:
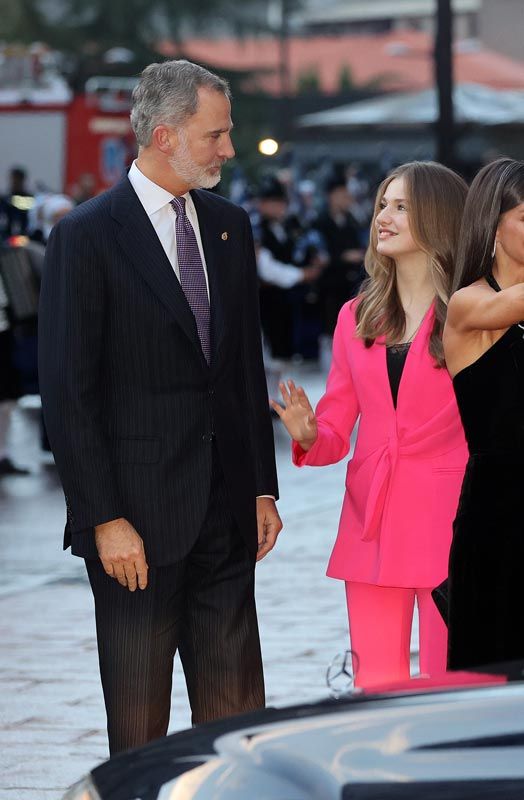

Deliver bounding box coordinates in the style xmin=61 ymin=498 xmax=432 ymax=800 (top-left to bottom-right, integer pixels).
xmin=2 ymin=0 xmax=274 ymax=53
xmin=0 ymin=0 xmax=307 ymax=185
xmin=0 ymin=0 xmax=286 ymax=89
xmin=0 ymin=0 xmax=51 ymax=43
xmin=338 ymin=64 xmax=354 ymax=92
xmin=296 ymin=67 xmax=321 ymax=95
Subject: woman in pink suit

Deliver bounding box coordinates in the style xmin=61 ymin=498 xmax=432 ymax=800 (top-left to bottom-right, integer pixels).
xmin=273 ymin=161 xmax=468 ymax=688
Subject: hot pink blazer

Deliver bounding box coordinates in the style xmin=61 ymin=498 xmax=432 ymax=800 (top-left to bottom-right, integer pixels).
xmin=293 ymin=301 xmax=467 ymax=588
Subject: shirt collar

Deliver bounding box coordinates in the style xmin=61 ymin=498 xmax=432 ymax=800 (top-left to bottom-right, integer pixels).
xmin=128 ymin=161 xmax=191 ymax=216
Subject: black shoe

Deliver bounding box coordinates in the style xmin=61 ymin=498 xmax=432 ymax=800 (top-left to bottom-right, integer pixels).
xmin=0 ymin=457 xmax=30 ymax=476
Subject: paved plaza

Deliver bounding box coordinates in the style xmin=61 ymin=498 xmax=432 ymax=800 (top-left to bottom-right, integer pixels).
xmin=0 ymin=364 xmax=418 ymax=799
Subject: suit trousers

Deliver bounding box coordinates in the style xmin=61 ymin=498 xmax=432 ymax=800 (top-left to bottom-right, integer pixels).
xmin=86 ymin=446 xmax=265 ymax=755
xmin=345 ymin=581 xmax=448 ymax=689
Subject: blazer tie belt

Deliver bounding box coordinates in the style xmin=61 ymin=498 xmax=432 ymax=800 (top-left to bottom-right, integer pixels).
xmin=360 ymin=415 xmax=463 ymax=543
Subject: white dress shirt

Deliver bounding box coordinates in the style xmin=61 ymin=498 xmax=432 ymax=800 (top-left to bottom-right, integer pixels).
xmin=127 ymin=161 xmax=210 ymax=299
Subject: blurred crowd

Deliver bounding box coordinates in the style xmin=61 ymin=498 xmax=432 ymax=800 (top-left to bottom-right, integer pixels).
xmin=0 ymin=166 xmax=96 ymax=475
xmin=0 ymin=160 xmax=376 ymax=476
xmin=243 ymin=165 xmax=373 ymax=365
xmin=238 ymin=163 xmax=376 ymax=401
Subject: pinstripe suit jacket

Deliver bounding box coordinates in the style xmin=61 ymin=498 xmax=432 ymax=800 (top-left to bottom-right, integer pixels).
xmin=38 ymin=177 xmax=278 ymax=566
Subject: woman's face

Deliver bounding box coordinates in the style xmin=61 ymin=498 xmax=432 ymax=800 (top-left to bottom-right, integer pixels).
xmin=375 ymin=176 xmax=420 ymax=259
xmin=496 ymin=201 xmax=524 ymax=268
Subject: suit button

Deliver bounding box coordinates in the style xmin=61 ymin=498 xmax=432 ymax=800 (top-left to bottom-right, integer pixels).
xmin=202 ymin=433 xmax=215 ymax=443
xmin=208 ymin=388 xmax=215 ymax=396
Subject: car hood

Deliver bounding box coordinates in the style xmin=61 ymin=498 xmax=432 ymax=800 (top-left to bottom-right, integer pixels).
xmin=90 ymin=673 xmax=524 ymax=800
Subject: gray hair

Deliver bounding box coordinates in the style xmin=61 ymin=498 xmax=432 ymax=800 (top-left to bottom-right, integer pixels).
xmin=130 ymin=59 xmax=231 ymax=147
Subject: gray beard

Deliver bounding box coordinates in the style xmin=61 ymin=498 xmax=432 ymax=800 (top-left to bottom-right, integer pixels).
xmin=168 ymin=132 xmax=222 ymax=190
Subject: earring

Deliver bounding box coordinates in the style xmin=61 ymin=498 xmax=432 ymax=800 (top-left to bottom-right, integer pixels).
xmin=491 ymin=240 xmax=497 ymax=259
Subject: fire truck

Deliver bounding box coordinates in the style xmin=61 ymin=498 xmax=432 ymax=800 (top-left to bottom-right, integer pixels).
xmin=0 ymin=45 xmax=137 ymax=197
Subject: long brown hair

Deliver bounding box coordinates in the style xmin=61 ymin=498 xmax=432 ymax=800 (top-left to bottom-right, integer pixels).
xmin=356 ymin=161 xmax=467 ymax=366
xmin=452 ymin=158 xmax=524 ymax=292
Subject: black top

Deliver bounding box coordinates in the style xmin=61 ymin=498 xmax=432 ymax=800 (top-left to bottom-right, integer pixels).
xmin=386 ymin=342 xmax=411 ymax=409
xmin=452 ymin=273 xmax=524 ymax=456
xmin=485 ymin=272 xmax=499 ymax=292
xmin=447 ymin=271 xmax=524 ymax=670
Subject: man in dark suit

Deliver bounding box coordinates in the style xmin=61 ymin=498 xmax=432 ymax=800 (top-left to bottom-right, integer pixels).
xmin=38 ymin=59 xmax=282 ymax=755
xmin=316 ymin=176 xmax=366 ymax=335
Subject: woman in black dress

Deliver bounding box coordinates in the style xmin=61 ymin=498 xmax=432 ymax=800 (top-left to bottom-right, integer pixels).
xmin=444 ymin=158 xmax=524 ymax=670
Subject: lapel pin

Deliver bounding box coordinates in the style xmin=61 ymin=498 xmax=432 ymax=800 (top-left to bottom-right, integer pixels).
xmin=221 ymin=231 xmax=228 ymax=241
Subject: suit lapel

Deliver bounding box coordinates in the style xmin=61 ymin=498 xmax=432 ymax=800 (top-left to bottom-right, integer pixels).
xmin=110 ymin=177 xmax=203 ymax=360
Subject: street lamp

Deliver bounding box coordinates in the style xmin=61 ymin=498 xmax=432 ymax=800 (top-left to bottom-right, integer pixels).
xmin=258 ymin=138 xmax=279 ymax=156
xmin=435 ymin=0 xmax=455 ymax=167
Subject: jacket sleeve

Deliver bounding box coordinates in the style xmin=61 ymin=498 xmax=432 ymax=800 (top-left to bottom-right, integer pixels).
xmin=38 ymin=216 xmax=124 ymax=531
xmin=293 ymin=302 xmax=360 ymax=467
xmin=240 ymin=212 xmax=279 ymax=499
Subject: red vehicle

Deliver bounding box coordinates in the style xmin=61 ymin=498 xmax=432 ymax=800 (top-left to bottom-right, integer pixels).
xmin=0 ymin=47 xmax=136 ymax=196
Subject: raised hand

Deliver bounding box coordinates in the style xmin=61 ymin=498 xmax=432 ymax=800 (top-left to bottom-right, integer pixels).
xmin=270 ymin=379 xmax=318 ymax=451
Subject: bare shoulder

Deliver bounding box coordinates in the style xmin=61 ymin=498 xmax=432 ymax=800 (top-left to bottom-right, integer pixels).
xmin=448 ymin=281 xmax=487 ymax=310
xmin=447 ymin=281 xmax=488 ymax=328
xmin=445 ymin=280 xmax=507 ymax=376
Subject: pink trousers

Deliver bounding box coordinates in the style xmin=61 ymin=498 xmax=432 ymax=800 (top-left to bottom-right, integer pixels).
xmin=345 ymin=581 xmax=448 ymax=689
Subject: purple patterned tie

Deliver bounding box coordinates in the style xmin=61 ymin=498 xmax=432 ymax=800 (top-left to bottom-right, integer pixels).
xmin=170 ymin=196 xmax=211 ymax=364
